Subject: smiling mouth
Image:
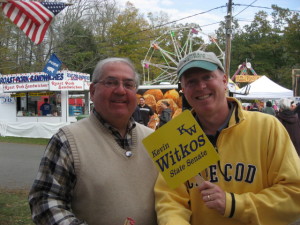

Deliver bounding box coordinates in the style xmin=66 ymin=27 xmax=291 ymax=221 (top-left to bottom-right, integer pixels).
xmin=195 ymin=94 xmax=211 ymax=100
xmin=112 ymin=100 xmax=127 ymax=103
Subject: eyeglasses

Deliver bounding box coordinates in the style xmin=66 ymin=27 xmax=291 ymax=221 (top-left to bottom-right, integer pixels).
xmin=94 ymin=77 xmax=137 ymax=90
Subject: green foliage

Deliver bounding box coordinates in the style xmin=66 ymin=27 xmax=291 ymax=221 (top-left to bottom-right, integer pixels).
xmin=56 ymin=21 xmax=98 ymax=74
xmin=229 ymin=6 xmax=300 ymax=89
xmin=0 ymin=136 xmax=49 ymax=145
xmin=0 ymin=12 xmax=51 ymax=74
xmin=107 ymin=2 xmax=151 ymax=76
xmin=283 ymin=13 xmax=300 ymax=68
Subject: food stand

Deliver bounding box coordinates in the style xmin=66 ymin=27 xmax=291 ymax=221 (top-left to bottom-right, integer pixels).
xmin=0 ymin=70 xmax=91 ymax=138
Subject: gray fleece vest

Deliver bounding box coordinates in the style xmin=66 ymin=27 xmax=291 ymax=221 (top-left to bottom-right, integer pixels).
xmin=62 ymin=113 xmax=158 ymax=225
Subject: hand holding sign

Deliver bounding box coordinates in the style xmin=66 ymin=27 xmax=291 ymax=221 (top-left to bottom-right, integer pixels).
xmin=142 ymin=110 xmax=220 ymax=189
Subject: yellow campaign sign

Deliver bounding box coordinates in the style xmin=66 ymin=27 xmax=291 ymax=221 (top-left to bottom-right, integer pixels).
xmin=142 ymin=110 xmax=220 ymax=189
xmin=29 ymin=92 xmax=54 ymax=96
xmin=11 ymin=93 xmax=26 ymax=97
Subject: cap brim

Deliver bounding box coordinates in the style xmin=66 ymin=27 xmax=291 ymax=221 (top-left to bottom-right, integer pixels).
xmin=178 ymin=61 xmax=218 ymax=78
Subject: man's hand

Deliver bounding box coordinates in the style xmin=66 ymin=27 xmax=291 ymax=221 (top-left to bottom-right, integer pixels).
xmin=198 ymin=181 xmax=226 ymax=215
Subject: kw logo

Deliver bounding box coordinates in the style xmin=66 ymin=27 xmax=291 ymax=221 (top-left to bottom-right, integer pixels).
xmin=177 ymin=124 xmax=197 ymax=136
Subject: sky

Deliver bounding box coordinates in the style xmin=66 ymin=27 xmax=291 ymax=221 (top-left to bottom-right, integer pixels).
xmin=117 ymin=0 xmax=300 ymax=35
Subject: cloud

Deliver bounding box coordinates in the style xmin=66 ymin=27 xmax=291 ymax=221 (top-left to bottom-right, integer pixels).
xmin=117 ymin=0 xmax=226 ymax=33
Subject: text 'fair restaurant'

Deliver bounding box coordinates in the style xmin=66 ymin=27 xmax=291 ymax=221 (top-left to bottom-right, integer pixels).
xmin=0 ymin=70 xmax=91 ymax=138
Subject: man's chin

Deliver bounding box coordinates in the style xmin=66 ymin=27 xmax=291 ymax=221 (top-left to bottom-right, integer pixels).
xmin=195 ymin=105 xmax=214 ymax=114
xmin=112 ymin=110 xmax=131 ymax=118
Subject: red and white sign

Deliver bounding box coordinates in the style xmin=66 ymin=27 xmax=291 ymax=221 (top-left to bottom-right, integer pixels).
xmin=49 ymin=80 xmax=84 ymax=91
xmin=3 ymin=82 xmax=49 ymax=92
xmin=84 ymin=81 xmax=91 ymax=90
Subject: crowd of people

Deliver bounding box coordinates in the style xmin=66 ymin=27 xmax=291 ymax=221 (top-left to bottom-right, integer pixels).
xmin=241 ymin=99 xmax=300 ymax=154
xmin=276 ymin=99 xmax=300 ymax=155
xmin=28 ymin=52 xmax=300 ymax=225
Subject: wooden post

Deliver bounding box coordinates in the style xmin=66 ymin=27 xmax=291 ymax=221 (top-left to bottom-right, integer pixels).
xmin=225 ymin=0 xmax=233 ymax=80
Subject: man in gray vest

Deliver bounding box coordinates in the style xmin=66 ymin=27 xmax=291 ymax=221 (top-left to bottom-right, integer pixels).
xmin=29 ymin=58 xmax=158 ymax=225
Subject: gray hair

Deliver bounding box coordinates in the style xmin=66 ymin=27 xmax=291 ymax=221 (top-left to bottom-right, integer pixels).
xmin=278 ymin=98 xmax=293 ymax=110
xmin=92 ymin=57 xmax=140 ymax=88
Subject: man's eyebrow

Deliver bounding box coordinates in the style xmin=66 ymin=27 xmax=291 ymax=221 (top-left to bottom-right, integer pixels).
xmin=104 ymin=76 xmax=134 ymax=81
xmin=104 ymin=76 xmax=117 ymax=79
xmin=123 ymin=78 xmax=135 ymax=81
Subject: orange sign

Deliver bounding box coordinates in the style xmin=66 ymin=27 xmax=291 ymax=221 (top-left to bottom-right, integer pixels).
xmin=236 ymin=75 xmax=261 ymax=82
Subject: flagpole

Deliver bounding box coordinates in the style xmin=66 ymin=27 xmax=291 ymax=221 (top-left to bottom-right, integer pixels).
xmin=0 ymin=0 xmax=73 ymax=5
xmin=2 ymin=1 xmax=72 ymax=44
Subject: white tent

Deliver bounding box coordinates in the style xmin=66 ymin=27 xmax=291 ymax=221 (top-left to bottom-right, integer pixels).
xmin=233 ymin=75 xmax=293 ymax=100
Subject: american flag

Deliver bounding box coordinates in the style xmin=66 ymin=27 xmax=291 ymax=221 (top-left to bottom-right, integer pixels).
xmin=1 ymin=1 xmax=66 ymax=45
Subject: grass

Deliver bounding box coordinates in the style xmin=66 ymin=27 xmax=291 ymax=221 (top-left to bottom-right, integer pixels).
xmin=0 ymin=136 xmax=47 ymax=225
xmin=0 ymin=136 xmax=49 ymax=145
xmin=0 ymin=189 xmax=34 ymax=225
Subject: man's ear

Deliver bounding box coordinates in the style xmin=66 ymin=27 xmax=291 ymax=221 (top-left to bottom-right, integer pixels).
xmin=223 ymin=74 xmax=228 ymax=90
xmin=90 ymin=83 xmax=95 ymax=100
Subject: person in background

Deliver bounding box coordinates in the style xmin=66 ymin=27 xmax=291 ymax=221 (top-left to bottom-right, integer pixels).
xmin=138 ymin=96 xmax=154 ymax=126
xmin=290 ymin=101 xmax=297 ymax=111
xmin=29 ymin=58 xmax=158 ymax=225
xmin=158 ymin=101 xmax=172 ymax=127
xmin=262 ymin=100 xmax=276 ymax=116
xmin=294 ymin=102 xmax=300 ymax=119
xmin=39 ymin=98 xmax=51 ymax=116
xmin=249 ymin=102 xmax=259 ymax=111
xmin=276 ymin=98 xmax=300 ymax=156
xmin=132 ymin=105 xmax=143 ymax=124
xmin=17 ymin=107 xmax=25 ymax=116
xmin=154 ymin=50 xmax=300 ymax=225
xmin=52 ymin=110 xmax=58 ymax=116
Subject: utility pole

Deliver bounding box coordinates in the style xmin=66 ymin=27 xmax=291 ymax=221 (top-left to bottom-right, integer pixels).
xmin=225 ymin=0 xmax=233 ymax=79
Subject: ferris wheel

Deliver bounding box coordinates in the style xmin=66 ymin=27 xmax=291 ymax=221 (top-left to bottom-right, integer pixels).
xmin=141 ymin=27 xmax=225 ymax=85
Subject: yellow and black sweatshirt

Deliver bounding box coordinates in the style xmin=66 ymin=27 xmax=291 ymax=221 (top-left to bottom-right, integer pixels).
xmin=155 ymin=97 xmax=300 ymax=225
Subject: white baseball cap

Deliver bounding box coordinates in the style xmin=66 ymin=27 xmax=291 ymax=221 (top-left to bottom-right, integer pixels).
xmin=177 ymin=51 xmax=225 ymax=79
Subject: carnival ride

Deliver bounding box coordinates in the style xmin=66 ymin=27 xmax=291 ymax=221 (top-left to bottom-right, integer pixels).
xmin=141 ymin=27 xmax=225 ymax=85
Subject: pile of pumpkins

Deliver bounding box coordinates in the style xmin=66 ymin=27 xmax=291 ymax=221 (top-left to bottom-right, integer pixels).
xmin=136 ymin=89 xmax=182 ymax=130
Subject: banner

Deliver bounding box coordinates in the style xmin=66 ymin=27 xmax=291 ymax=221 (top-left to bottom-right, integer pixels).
xmin=235 ymin=75 xmax=261 ymax=83
xmin=43 ymin=53 xmax=62 ymax=78
xmin=49 ymin=80 xmax=84 ymax=91
xmin=3 ymin=82 xmax=49 ymax=92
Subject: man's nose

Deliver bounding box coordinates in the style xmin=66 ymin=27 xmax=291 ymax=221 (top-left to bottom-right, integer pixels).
xmin=113 ymin=81 xmax=127 ymax=93
xmin=197 ymin=80 xmax=207 ymax=89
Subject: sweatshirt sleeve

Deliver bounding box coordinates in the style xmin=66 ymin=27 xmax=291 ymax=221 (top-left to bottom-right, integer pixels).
xmin=224 ymin=118 xmax=300 ymax=224
xmin=155 ymin=173 xmax=192 ymax=225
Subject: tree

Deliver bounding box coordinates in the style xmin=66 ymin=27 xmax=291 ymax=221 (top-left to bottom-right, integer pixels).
xmin=0 ymin=16 xmax=49 ymax=73
xmin=230 ymin=10 xmax=291 ymax=88
xmin=282 ymin=12 xmax=300 ymax=68
xmin=54 ymin=0 xmax=117 ymax=74
xmin=56 ymin=21 xmax=97 ymax=74
xmin=106 ymin=2 xmax=153 ymax=77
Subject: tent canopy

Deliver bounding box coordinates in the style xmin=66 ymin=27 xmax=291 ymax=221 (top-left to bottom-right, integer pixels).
xmin=233 ymin=75 xmax=293 ymax=100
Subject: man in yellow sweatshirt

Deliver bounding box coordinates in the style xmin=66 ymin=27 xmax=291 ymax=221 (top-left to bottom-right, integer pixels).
xmin=154 ymin=50 xmax=300 ymax=225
